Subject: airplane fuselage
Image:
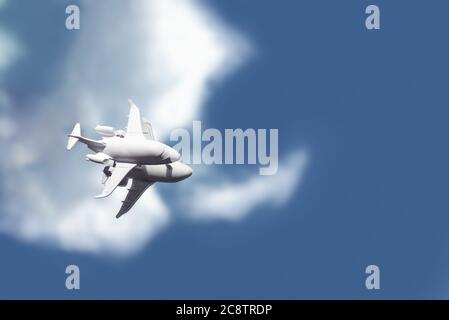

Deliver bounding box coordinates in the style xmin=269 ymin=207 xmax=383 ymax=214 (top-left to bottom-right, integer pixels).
xmin=128 ymin=161 xmax=193 ymax=183
xmin=102 ymin=136 xmax=180 ymax=165
xmin=67 ymin=100 xmax=192 ymax=218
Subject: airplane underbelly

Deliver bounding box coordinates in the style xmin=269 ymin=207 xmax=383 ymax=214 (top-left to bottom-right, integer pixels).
xmin=114 ymin=154 xmax=164 ymax=165
xmin=130 ymin=164 xmax=188 ymax=182
xmin=106 ymin=149 xmax=164 ymax=165
xmin=145 ymin=165 xmax=185 ymax=182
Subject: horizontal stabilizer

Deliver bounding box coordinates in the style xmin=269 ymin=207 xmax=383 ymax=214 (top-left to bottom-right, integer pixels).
xmin=68 ymin=134 xmax=105 ymax=152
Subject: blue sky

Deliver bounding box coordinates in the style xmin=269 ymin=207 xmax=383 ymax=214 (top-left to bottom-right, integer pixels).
xmin=0 ymin=0 xmax=449 ymax=299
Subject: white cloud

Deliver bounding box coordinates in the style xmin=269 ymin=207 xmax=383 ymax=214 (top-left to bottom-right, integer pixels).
xmin=0 ymin=116 xmax=15 ymax=139
xmin=187 ymin=150 xmax=308 ymax=221
xmin=146 ymin=0 xmax=251 ymax=137
xmin=0 ymin=0 xmax=252 ymax=256
xmin=0 ymin=168 xmax=170 ymax=255
xmin=52 ymin=188 xmax=169 ymax=255
xmin=50 ymin=0 xmax=251 ymax=140
xmin=0 ymin=30 xmax=20 ymax=74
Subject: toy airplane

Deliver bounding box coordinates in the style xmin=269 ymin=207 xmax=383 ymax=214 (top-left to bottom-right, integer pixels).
xmin=67 ymin=100 xmax=192 ymax=218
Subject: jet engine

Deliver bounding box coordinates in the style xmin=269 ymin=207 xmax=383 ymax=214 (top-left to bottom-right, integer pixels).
xmin=85 ymin=153 xmax=111 ymax=164
xmin=95 ymin=125 xmax=115 ymax=137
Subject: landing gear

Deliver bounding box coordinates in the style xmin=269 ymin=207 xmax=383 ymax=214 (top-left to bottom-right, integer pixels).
xmin=102 ymin=166 xmax=112 ymax=184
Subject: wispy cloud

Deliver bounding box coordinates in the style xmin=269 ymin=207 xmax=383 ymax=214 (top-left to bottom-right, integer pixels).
xmin=0 ymin=30 xmax=20 ymax=75
xmin=0 ymin=0 xmax=251 ymax=255
xmin=0 ymin=0 xmax=19 ymax=113
xmin=146 ymin=0 xmax=251 ymax=138
xmin=187 ymin=150 xmax=308 ymax=221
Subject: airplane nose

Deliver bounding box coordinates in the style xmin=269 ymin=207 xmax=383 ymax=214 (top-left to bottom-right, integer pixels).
xmin=185 ymin=165 xmax=193 ymax=177
xmin=169 ymin=148 xmax=181 ymax=162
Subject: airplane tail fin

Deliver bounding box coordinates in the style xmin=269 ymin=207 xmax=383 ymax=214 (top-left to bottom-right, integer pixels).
xmin=67 ymin=123 xmax=81 ymax=150
xmin=67 ymin=123 xmax=105 ymax=152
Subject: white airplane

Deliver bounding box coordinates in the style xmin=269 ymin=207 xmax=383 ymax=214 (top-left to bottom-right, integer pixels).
xmin=67 ymin=100 xmax=192 ymax=218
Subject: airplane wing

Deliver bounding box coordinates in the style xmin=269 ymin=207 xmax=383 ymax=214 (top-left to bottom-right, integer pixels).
xmin=95 ymin=162 xmax=137 ymax=198
xmin=116 ymin=179 xmax=155 ymax=218
xmin=142 ymin=118 xmax=155 ymax=140
xmin=126 ymin=100 xmax=144 ymax=137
